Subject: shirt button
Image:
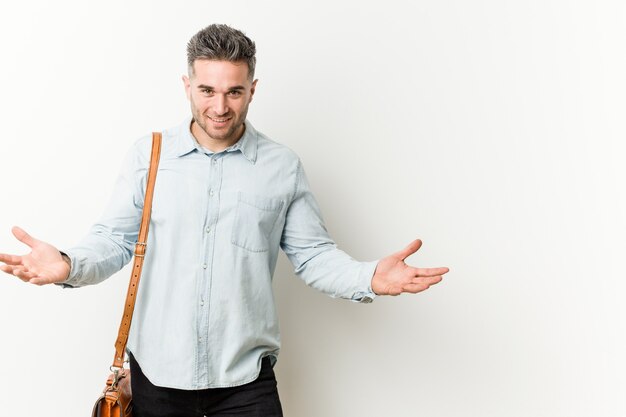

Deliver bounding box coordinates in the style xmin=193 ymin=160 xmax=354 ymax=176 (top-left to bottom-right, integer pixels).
xmin=209 ymin=190 xmax=214 ymax=196
xmin=202 ymin=264 xmax=207 ymax=269
xmin=205 ymin=227 xmax=211 ymax=233
xmin=200 ymin=301 xmax=204 ymax=306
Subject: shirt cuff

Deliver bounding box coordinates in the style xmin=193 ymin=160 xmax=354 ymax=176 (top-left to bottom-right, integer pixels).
xmin=351 ymin=260 xmax=379 ymax=303
xmin=53 ymin=250 xmax=80 ymax=289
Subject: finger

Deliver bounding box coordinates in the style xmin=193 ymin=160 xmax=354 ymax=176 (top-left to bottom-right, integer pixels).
xmin=392 ymin=239 xmax=422 ymax=261
xmin=401 ymin=283 xmax=431 ymax=294
xmin=403 ymin=276 xmax=443 ymax=293
xmin=412 ymin=275 xmax=443 ymax=286
xmin=0 ymin=253 xmax=24 ymax=265
xmin=0 ymin=264 xmax=15 ymax=275
xmin=12 ymin=226 xmax=38 ymax=248
xmin=411 ymin=267 xmax=449 ymax=277
xmin=13 ymin=266 xmax=36 ymax=278
xmin=0 ymin=264 xmax=23 ymax=275
xmin=29 ymin=277 xmax=50 ymax=286
xmin=7 ymin=266 xmax=37 ymax=281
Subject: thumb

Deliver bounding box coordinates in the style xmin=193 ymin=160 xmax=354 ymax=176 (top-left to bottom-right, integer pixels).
xmin=393 ymin=239 xmax=423 ymax=261
xmin=12 ymin=226 xmax=38 ymax=248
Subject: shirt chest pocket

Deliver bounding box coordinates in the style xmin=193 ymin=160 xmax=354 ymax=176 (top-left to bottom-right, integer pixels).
xmin=231 ymin=192 xmax=284 ymax=253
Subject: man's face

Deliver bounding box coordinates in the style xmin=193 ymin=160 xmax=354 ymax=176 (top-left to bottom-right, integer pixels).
xmin=183 ymin=59 xmax=257 ymax=146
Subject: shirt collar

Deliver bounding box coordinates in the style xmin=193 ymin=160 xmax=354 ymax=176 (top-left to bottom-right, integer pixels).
xmin=175 ymin=117 xmax=258 ymax=164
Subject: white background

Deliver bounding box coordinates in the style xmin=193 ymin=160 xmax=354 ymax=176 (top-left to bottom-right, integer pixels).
xmin=0 ymin=1 xmax=625 ymax=416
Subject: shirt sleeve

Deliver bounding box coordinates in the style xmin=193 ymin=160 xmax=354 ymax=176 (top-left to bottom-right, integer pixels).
xmin=279 ymin=159 xmax=378 ymax=303
xmin=57 ymin=141 xmax=148 ymax=288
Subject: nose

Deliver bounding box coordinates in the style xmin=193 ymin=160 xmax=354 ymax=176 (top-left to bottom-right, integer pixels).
xmin=213 ymin=94 xmax=228 ymax=116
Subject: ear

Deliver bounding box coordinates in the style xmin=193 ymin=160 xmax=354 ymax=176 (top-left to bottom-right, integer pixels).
xmin=249 ymin=79 xmax=258 ymax=103
xmin=182 ymin=74 xmax=191 ymax=100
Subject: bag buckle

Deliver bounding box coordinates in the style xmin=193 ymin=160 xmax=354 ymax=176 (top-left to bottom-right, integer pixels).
xmin=109 ymin=365 xmax=123 ymax=390
xmin=134 ymin=242 xmax=147 ymax=258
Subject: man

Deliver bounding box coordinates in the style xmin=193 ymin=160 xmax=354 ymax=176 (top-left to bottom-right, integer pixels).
xmin=0 ymin=24 xmax=449 ymax=416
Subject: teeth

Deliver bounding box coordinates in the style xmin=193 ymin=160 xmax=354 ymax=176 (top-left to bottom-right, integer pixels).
xmin=209 ymin=116 xmax=230 ymax=122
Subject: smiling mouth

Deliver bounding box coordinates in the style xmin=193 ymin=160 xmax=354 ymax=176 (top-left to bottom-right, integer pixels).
xmin=208 ymin=115 xmax=232 ymax=123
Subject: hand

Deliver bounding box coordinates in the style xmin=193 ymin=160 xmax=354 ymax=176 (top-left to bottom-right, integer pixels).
xmin=0 ymin=226 xmax=71 ymax=286
xmin=371 ymin=239 xmax=448 ymax=296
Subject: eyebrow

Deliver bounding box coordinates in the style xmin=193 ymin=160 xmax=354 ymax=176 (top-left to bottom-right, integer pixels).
xmin=197 ymin=84 xmax=246 ymax=91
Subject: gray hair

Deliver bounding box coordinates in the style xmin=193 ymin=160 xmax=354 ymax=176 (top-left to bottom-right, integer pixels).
xmin=186 ymin=24 xmax=256 ymax=79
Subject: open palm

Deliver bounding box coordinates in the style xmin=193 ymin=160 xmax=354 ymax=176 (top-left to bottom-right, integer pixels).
xmin=0 ymin=226 xmax=70 ymax=285
xmin=371 ymin=239 xmax=449 ymax=296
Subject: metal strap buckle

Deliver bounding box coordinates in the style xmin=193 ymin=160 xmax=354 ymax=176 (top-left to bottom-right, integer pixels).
xmin=108 ymin=366 xmax=123 ymax=390
xmin=134 ymin=241 xmax=147 ymax=258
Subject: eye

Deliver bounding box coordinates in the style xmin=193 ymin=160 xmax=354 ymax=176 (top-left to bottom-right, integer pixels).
xmin=228 ymin=90 xmax=242 ymax=97
xmin=201 ymin=89 xmax=214 ymax=96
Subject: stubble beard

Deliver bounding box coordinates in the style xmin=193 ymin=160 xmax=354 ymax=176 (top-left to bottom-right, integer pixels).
xmin=192 ymin=105 xmax=247 ymax=144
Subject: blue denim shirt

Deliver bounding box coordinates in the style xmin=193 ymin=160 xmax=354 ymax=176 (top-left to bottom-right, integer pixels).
xmin=61 ymin=118 xmax=378 ymax=389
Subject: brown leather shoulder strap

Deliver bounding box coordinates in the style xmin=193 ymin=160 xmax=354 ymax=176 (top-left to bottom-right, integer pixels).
xmin=112 ymin=132 xmax=162 ymax=369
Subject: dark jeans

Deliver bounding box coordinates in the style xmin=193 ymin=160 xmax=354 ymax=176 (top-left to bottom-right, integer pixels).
xmin=129 ymin=352 xmax=283 ymax=417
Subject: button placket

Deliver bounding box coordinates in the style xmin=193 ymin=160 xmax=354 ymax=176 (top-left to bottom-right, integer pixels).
xmin=196 ymin=152 xmax=223 ymax=384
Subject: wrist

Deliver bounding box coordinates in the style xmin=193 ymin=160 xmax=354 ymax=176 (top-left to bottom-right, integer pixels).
xmin=60 ymin=251 xmax=72 ymax=279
